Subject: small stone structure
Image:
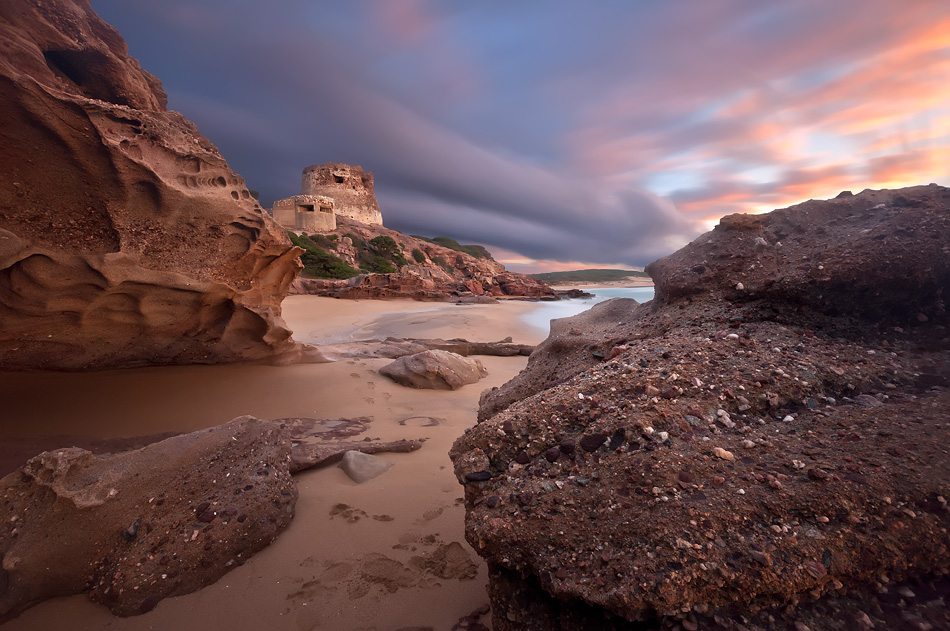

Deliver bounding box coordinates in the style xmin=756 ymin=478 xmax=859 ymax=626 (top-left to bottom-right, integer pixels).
xmin=272 ymin=194 xmax=336 ymax=232
xmin=271 ymin=162 xmax=383 ymax=232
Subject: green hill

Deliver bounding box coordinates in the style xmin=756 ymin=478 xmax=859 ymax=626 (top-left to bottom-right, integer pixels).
xmin=410 ymin=236 xmax=494 ymax=260
xmin=530 ymin=269 xmax=650 ymax=284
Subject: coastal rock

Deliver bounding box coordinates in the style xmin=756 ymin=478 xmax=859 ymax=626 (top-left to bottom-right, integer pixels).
xmin=339 ymin=450 xmax=393 ymax=484
xmin=0 ymin=0 xmax=305 ymax=370
xmin=316 ymin=336 xmax=534 ymax=361
xmin=380 ymin=349 xmax=488 ymax=390
xmin=0 ymin=417 xmax=297 ymax=622
xmin=478 ymin=297 xmax=639 ymax=421
xmin=291 ymin=438 xmax=424 ymax=473
xmin=451 ymin=186 xmax=950 ymax=628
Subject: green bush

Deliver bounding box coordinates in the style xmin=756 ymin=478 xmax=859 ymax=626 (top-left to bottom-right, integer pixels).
xmin=288 ymin=231 xmax=360 ymax=279
xmin=359 ymin=253 xmax=397 ymax=274
xmin=369 ymin=235 xmax=408 ymax=267
xmin=410 ymin=235 xmax=493 ymax=260
xmin=412 ymin=248 xmax=426 ymax=263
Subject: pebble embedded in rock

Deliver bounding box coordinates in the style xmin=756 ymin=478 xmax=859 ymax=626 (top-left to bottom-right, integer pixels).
xmin=465 ymin=471 xmax=492 ymax=482
xmin=579 ymin=434 xmax=607 ymax=452
xmin=713 ymin=447 xmax=735 ymax=461
xmin=854 ymin=394 xmax=883 ymax=407
xmin=544 ymin=446 xmax=561 ymax=463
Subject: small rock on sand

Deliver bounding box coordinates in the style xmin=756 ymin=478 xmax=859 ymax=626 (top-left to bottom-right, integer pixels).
xmin=379 ymin=349 xmax=488 ymax=390
xmin=339 ymin=450 xmax=393 ymax=483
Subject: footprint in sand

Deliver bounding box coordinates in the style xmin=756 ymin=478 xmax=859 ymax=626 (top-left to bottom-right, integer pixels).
xmin=329 ymin=503 xmax=368 ymax=523
xmin=414 ymin=505 xmax=448 ymax=525
xmin=294 ymin=546 xmax=476 ymax=604
xmin=398 ymin=416 xmax=444 ymax=427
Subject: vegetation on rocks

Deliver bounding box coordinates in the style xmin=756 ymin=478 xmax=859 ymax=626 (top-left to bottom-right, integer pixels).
xmin=289 ymin=232 xmax=360 ymax=279
xmin=412 ymin=235 xmax=494 ymax=260
xmin=290 ymin=232 xmax=414 ymax=278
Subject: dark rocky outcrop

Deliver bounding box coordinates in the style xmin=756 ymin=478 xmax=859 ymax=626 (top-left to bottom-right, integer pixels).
xmin=0 ymin=417 xmax=297 ymax=622
xmin=451 ymin=185 xmax=950 ymax=629
xmin=0 ymin=0 xmax=307 ymax=370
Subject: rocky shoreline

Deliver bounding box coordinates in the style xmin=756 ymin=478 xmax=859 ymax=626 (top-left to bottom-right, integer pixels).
xmin=451 ymin=185 xmax=950 ymax=629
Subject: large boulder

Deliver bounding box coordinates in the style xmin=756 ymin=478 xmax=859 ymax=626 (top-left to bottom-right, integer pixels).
xmin=380 ymin=349 xmax=488 ymax=390
xmin=0 ymin=0 xmax=306 ymax=370
xmin=0 ymin=417 xmax=297 ymax=622
xmin=451 ymin=186 xmax=950 ymax=629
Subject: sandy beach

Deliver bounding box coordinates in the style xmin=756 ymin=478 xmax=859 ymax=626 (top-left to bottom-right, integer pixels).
xmin=0 ymin=297 xmax=550 ymax=631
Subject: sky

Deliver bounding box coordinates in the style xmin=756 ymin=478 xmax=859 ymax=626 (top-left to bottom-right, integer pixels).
xmin=92 ymin=0 xmax=950 ymax=273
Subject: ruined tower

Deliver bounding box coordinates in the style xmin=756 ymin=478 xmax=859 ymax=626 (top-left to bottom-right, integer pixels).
xmin=301 ymin=163 xmax=383 ymax=226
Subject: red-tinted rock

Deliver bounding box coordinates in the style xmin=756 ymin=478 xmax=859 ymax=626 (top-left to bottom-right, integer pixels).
xmin=0 ymin=0 xmax=306 ymax=370
xmin=452 ymin=186 xmax=950 ymax=629
xmin=0 ymin=417 xmax=296 ymax=622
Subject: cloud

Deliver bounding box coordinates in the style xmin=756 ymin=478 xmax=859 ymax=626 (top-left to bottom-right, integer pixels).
xmin=92 ymin=0 xmax=950 ymax=271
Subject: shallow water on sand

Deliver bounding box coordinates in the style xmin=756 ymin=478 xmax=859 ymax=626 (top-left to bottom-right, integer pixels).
xmin=521 ymin=285 xmax=655 ymax=336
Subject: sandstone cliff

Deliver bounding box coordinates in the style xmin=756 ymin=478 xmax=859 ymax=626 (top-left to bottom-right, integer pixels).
xmin=451 ymin=185 xmax=950 ymax=629
xmin=0 ymin=0 xmax=305 ymax=370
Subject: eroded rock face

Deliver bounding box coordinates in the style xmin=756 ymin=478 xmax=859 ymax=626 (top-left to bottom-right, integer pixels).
xmin=451 ymin=186 xmax=950 ymax=629
xmin=0 ymin=0 xmax=304 ymax=370
xmin=380 ymin=349 xmax=488 ymax=390
xmin=0 ymin=417 xmax=297 ymax=622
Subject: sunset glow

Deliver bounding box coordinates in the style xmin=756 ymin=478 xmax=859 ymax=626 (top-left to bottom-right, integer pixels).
xmin=93 ymin=0 xmax=950 ymax=270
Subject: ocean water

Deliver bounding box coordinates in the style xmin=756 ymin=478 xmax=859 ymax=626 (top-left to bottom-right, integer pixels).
xmin=521 ymin=286 xmax=655 ymax=337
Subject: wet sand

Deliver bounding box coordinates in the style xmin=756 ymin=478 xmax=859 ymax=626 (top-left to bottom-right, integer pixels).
xmin=0 ymin=297 xmax=549 ymax=631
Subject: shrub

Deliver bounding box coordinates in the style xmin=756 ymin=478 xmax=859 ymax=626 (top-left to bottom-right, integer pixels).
xmin=410 ymin=235 xmax=493 ymax=260
xmin=288 ymin=231 xmax=360 ymax=279
xmin=412 ymin=248 xmax=426 ymax=263
xmin=359 ymin=253 xmax=397 ymax=274
xmin=369 ymin=235 xmax=408 ymax=267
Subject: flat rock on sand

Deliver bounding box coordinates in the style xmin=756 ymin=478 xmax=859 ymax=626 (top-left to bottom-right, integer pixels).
xmin=380 ymin=349 xmax=488 ymax=390
xmin=0 ymin=417 xmax=297 ymax=622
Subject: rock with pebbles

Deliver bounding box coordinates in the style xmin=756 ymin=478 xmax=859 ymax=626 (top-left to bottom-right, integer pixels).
xmin=380 ymin=349 xmax=488 ymax=390
xmin=452 ymin=186 xmax=950 ymax=629
xmin=0 ymin=417 xmax=297 ymax=622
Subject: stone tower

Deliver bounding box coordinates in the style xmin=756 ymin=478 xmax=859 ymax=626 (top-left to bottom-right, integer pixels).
xmin=301 ymin=163 xmax=383 ymax=226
